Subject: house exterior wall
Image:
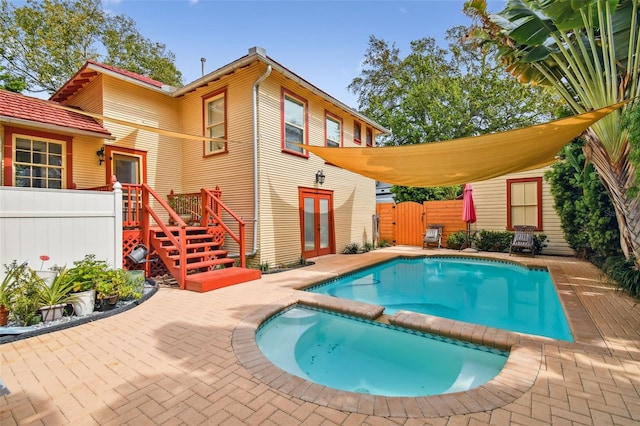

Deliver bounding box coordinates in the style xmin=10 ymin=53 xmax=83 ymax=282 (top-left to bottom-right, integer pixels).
xmin=178 ymin=64 xmax=257 ymax=258
xmin=255 ymin=66 xmax=377 ymax=265
xmin=471 ymin=167 xmax=574 ymax=256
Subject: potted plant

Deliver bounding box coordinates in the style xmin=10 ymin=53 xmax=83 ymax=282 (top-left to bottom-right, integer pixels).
xmin=95 ymin=268 xmax=128 ymax=311
xmin=35 ymin=267 xmax=77 ymax=322
xmin=66 ymin=255 xmax=109 ymax=316
xmin=0 ymin=261 xmax=24 ymax=326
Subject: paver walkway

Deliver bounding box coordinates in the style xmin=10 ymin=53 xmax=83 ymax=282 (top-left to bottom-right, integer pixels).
xmin=1 ymin=247 xmax=639 ymax=425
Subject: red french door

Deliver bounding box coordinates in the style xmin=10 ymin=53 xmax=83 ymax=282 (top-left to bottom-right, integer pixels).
xmin=299 ymin=187 xmax=335 ymax=258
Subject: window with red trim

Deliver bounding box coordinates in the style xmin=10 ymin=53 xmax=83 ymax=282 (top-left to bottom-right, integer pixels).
xmin=203 ymin=89 xmax=227 ymax=156
xmin=325 ymin=112 xmax=342 ymax=147
xmin=507 ymin=177 xmax=543 ymax=231
xmin=353 ymin=122 xmax=361 ymax=145
xmin=282 ymin=90 xmax=308 ymax=156
xmin=366 ymin=127 xmax=373 ymax=147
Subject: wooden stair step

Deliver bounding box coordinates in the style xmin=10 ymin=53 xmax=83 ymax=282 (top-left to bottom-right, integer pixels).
xmin=167 ymin=249 xmax=228 ymax=261
xmin=160 ymin=242 xmax=222 ymax=252
xmin=184 ymin=268 xmax=262 ymax=292
xmin=182 ymin=257 xmax=236 ymax=270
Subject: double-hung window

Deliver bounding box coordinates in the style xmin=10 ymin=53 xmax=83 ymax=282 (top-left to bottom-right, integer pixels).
xmin=353 ymin=122 xmax=361 ymax=145
xmin=283 ymin=91 xmax=307 ymax=155
xmin=14 ymin=136 xmax=65 ymax=188
xmin=507 ymin=177 xmax=543 ymax=230
xmin=366 ymin=127 xmax=373 ymax=147
xmin=204 ymin=89 xmax=226 ymax=155
xmin=325 ymin=113 xmax=342 ymax=148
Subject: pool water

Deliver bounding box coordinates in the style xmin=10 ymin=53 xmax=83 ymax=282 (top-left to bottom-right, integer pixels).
xmin=256 ymin=306 xmax=508 ymax=397
xmin=307 ymin=257 xmax=573 ymax=341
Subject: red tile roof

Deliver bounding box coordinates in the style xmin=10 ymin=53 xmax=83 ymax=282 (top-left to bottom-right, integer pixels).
xmin=0 ymin=89 xmax=111 ymax=136
xmin=85 ymin=60 xmax=164 ymax=88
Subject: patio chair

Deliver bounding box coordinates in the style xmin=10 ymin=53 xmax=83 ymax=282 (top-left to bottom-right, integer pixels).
xmin=509 ymin=225 xmax=536 ymax=257
xmin=423 ymin=224 xmax=443 ymax=249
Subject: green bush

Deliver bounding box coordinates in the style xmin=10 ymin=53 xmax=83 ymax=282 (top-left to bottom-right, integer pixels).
xmin=377 ymin=239 xmax=391 ymax=248
xmin=343 ymin=243 xmax=360 ymax=254
xmin=600 ymin=256 xmax=640 ymax=299
xmin=446 ymin=231 xmax=467 ymax=250
xmin=476 ymin=230 xmax=512 ymax=252
xmin=362 ymin=242 xmax=374 ymax=252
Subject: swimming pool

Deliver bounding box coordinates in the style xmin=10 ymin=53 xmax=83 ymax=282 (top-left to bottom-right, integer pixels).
xmin=306 ymin=256 xmax=573 ymax=341
xmin=256 ymin=305 xmax=508 ymax=397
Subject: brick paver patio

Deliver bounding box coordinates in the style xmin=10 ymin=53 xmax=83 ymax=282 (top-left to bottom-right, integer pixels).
xmin=1 ymin=247 xmax=639 ymax=425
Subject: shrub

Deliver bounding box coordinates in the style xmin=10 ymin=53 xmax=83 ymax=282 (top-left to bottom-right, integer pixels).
xmin=533 ymin=234 xmax=548 ymax=255
xmin=446 ymin=231 xmax=467 ymax=250
xmin=343 ymin=243 xmax=360 ymax=254
xmin=377 ymin=239 xmax=391 ymax=248
xmin=362 ymin=242 xmax=374 ymax=252
xmin=476 ymin=230 xmax=512 ymax=252
xmin=600 ymin=255 xmax=640 ymax=298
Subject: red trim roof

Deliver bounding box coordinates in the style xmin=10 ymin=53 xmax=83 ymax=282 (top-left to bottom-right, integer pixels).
xmin=85 ymin=60 xmax=164 ymax=88
xmin=0 ymin=89 xmax=111 ymax=136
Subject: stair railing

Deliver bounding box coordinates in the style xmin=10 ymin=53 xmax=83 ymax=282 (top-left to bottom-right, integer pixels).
xmin=140 ymin=183 xmax=188 ymax=288
xmin=201 ymin=186 xmax=247 ymax=268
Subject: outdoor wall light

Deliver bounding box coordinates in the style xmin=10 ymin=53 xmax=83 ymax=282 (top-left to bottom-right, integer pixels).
xmin=315 ymin=170 xmax=325 ymax=185
xmin=96 ymin=146 xmax=106 ymax=165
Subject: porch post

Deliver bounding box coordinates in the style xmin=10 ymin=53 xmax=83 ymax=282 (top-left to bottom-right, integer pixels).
xmin=112 ymin=181 xmax=124 ymax=268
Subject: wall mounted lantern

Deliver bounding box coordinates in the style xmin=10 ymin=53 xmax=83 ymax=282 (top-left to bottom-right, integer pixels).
xmin=96 ymin=146 xmax=106 ymax=165
xmin=315 ymin=170 xmax=325 ymax=185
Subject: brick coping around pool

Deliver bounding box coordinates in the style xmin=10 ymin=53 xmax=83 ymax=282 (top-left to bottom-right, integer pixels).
xmin=232 ymin=252 xmax=606 ymax=418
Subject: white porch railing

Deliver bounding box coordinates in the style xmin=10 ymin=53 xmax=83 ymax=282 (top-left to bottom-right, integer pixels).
xmin=0 ymin=185 xmax=123 ymax=279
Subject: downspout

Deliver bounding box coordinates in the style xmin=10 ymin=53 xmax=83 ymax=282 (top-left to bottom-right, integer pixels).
xmin=247 ymin=64 xmax=271 ymax=257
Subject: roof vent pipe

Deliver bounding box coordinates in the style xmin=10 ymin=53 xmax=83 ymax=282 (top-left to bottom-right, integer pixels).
xmin=200 ymin=57 xmax=206 ymax=76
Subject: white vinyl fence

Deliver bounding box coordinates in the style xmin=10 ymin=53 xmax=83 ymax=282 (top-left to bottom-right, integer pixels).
xmin=0 ymin=185 xmax=123 ymax=279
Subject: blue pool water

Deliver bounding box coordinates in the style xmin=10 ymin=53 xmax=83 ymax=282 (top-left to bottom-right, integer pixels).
xmin=256 ymin=306 xmax=508 ymax=396
xmin=306 ymin=257 xmax=573 ymax=342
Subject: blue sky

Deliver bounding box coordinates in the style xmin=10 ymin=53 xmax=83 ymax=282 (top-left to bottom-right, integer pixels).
xmin=103 ymin=0 xmax=506 ymax=108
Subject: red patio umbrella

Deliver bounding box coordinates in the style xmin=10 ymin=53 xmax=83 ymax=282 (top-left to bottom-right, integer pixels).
xmin=462 ymin=184 xmax=476 ymax=249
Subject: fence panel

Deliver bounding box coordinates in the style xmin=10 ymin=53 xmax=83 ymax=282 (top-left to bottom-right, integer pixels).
xmin=0 ymin=187 xmax=123 ymax=276
xmin=376 ymin=200 xmax=465 ymax=247
xmin=395 ymin=201 xmax=426 ymax=246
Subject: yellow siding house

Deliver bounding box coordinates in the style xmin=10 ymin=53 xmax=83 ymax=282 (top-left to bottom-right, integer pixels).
xmin=48 ymin=47 xmax=389 ymax=268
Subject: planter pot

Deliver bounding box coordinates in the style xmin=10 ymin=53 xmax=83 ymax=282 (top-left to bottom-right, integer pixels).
xmin=71 ymin=289 xmax=96 ymax=316
xmin=40 ymin=304 xmax=66 ymax=323
xmin=0 ymin=306 xmax=8 ymax=326
xmin=100 ymin=295 xmax=119 ymax=311
xmin=35 ymin=270 xmax=58 ymax=287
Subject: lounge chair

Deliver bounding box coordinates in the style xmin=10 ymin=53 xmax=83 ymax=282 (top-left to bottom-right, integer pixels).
xmin=423 ymin=224 xmax=443 ymax=249
xmin=509 ymin=225 xmax=536 ymax=257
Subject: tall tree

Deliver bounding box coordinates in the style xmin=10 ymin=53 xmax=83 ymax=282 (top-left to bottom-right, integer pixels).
xmin=348 ymin=28 xmax=560 ymax=201
xmin=0 ymin=65 xmax=25 ymax=92
xmin=0 ymin=0 xmax=182 ymax=94
xmin=464 ymin=0 xmax=640 ymax=264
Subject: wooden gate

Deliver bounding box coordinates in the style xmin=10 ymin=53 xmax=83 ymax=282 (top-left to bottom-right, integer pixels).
xmin=376 ymin=200 xmax=465 ymax=247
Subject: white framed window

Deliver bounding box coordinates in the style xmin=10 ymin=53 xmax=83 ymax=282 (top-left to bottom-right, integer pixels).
xmin=283 ymin=91 xmax=307 ymax=155
xmin=325 ymin=113 xmax=342 ymax=148
xmin=204 ymin=90 xmax=226 ymax=156
xmin=14 ymin=135 xmax=65 ymax=188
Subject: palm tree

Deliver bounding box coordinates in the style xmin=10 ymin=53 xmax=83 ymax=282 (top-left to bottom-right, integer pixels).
xmin=464 ymin=0 xmax=640 ymax=263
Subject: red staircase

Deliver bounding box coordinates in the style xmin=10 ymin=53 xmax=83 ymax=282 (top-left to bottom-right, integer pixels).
xmin=149 ymin=225 xmax=261 ymax=292
xmin=121 ymin=184 xmax=261 ymax=292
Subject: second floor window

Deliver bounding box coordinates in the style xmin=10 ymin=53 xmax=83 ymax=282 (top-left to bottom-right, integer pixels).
xmin=283 ymin=93 xmax=307 ymax=155
xmin=204 ymin=91 xmax=226 ymax=155
xmin=326 ymin=114 xmax=342 ymax=147
xmin=366 ymin=127 xmax=373 ymax=147
xmin=14 ymin=136 xmax=65 ymax=188
xmin=354 ymin=122 xmax=361 ymax=145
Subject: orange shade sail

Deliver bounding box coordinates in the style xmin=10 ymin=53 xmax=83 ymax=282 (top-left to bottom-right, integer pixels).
xmin=303 ymin=101 xmax=628 ymax=187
